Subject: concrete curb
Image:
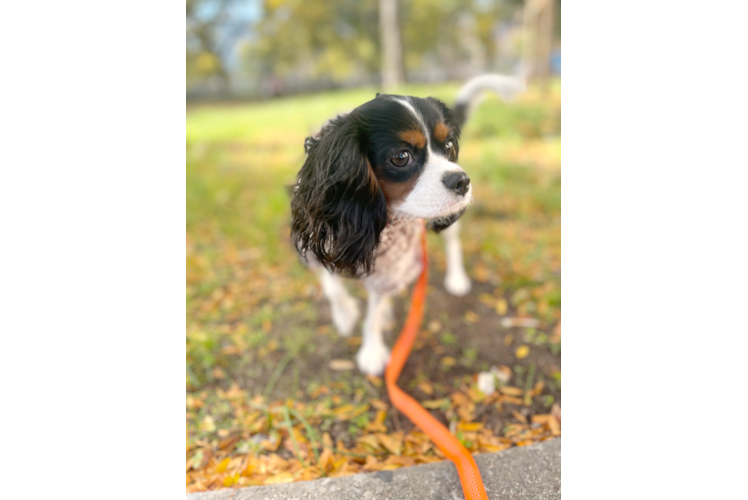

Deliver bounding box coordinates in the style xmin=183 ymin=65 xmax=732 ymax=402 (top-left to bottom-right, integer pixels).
xmin=188 ymin=438 xmax=560 ymax=500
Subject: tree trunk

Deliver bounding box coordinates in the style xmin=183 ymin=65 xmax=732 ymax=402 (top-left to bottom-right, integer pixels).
xmin=379 ymin=0 xmax=403 ymax=91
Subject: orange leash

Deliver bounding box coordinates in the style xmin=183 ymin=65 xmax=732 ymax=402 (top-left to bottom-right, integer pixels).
xmin=384 ymin=224 xmax=489 ymax=500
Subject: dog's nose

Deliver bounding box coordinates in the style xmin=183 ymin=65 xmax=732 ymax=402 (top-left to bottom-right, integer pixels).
xmin=442 ymin=171 xmax=471 ymax=196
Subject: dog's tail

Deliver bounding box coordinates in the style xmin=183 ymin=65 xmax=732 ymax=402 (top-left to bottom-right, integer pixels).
xmin=453 ymin=74 xmax=526 ymax=129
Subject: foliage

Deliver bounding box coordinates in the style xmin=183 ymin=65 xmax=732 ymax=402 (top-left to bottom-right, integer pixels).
xmin=187 ymin=81 xmax=561 ymax=492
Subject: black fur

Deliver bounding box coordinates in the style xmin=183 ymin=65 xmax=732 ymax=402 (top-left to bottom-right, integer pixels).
xmin=426 ymin=207 xmax=467 ymax=233
xmin=291 ymin=95 xmax=468 ymax=275
xmin=290 ymin=112 xmax=388 ymax=277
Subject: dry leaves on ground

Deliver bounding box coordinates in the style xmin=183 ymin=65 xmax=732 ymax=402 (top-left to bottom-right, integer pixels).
xmin=186 ymin=383 xmax=560 ymax=493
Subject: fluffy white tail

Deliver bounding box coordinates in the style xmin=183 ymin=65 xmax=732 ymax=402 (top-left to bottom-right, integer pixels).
xmin=453 ymin=74 xmax=526 ymax=127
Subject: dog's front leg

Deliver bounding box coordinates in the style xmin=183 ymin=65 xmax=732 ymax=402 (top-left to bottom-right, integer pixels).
xmin=317 ymin=267 xmax=360 ymax=336
xmin=441 ymin=219 xmax=471 ymax=296
xmin=356 ymin=289 xmax=392 ymax=376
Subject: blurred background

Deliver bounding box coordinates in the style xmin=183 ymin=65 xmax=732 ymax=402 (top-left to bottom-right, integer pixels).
xmin=187 ymin=0 xmax=561 ymax=493
xmin=187 ymin=0 xmax=560 ymax=99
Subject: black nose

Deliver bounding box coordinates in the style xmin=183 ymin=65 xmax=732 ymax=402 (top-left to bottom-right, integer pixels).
xmin=442 ymin=171 xmax=471 ymax=196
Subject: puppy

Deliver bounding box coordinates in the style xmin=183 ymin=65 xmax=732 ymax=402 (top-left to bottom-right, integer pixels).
xmin=291 ymin=94 xmax=472 ymax=375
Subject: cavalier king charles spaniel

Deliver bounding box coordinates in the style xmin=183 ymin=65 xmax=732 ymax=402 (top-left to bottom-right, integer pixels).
xmin=290 ymin=75 xmax=524 ymax=376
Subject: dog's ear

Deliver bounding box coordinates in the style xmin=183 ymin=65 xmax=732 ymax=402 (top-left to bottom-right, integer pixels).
xmin=427 ymin=97 xmax=461 ymax=137
xmin=291 ymin=114 xmax=387 ymax=276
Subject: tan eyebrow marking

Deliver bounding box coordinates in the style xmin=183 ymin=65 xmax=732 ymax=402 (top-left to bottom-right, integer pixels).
xmin=433 ymin=122 xmax=450 ymax=142
xmin=398 ymin=128 xmax=427 ymax=149
xmin=365 ymin=158 xmax=380 ymax=196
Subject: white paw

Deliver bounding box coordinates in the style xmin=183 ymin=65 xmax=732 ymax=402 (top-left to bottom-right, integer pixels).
xmin=444 ymin=271 xmax=471 ymax=296
xmin=331 ymin=296 xmax=360 ymax=337
xmin=356 ymin=342 xmax=391 ymax=376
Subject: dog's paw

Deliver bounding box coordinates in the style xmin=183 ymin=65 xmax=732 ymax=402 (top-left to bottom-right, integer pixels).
xmin=331 ymin=297 xmax=360 ymax=337
xmin=444 ymin=270 xmax=471 ymax=296
xmin=356 ymin=342 xmax=391 ymax=376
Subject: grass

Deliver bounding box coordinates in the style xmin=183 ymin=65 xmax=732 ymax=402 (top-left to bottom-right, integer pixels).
xmin=187 ymin=81 xmax=560 ymax=388
xmin=186 ymin=81 xmax=561 ymax=491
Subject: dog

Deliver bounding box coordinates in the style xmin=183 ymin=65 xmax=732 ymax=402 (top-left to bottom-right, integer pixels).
xmin=290 ymin=75 xmax=524 ymax=376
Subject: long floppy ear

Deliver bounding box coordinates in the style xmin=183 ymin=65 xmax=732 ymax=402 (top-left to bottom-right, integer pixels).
xmin=291 ymin=114 xmax=387 ymax=276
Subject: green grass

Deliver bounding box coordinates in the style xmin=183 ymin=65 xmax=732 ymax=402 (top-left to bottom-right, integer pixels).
xmin=186 ymin=81 xmax=561 ymax=391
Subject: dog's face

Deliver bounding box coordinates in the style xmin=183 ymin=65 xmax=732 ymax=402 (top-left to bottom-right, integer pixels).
xmin=291 ymin=95 xmax=472 ymax=276
xmin=363 ymin=95 xmax=472 ymax=221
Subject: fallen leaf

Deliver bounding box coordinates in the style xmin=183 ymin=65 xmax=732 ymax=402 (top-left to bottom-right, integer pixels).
xmin=374 ymin=409 xmax=387 ymax=425
xmin=215 ymin=457 xmax=231 ymax=473
xmin=422 ymin=398 xmax=450 ymax=409
xmin=441 ymin=356 xmax=457 ymax=368
xmin=427 ymin=320 xmax=442 ymax=333
xmin=322 ymin=432 xmax=333 ymax=449
xmin=450 ymin=392 xmax=470 ymax=406
xmin=511 ymin=410 xmax=528 ymax=424
xmin=377 ymin=433 xmax=403 ymax=455
xmin=464 ymin=311 xmax=479 ymax=323
xmin=356 ymin=434 xmax=382 ymax=452
xmin=457 ymin=406 xmax=476 ymax=423
xmin=223 ymin=472 xmax=240 ymax=487
xmin=218 ymin=434 xmax=240 ymax=451
xmin=457 ymin=422 xmax=483 ymax=432
xmin=332 ymin=404 xmax=355 ymax=416
xmin=498 ymin=386 xmax=524 ymax=396
xmin=532 ymin=414 xmax=551 ymax=424
xmin=531 ymin=380 xmax=545 ymax=396
xmin=500 ymin=395 xmax=525 ymax=406
xmin=417 ymin=380 xmax=434 ymax=395
xmin=370 ymin=398 xmax=389 ymax=411
xmin=200 ymin=415 xmax=216 ymax=433
xmin=496 ymin=298 xmax=508 ymax=316
xmin=465 ymin=386 xmax=485 ymax=403
xmin=317 ymin=448 xmax=333 ymax=472
xmin=328 ymin=359 xmax=356 ymax=371
xmin=548 ymin=414 xmax=561 ymax=436
xmin=263 ymin=472 xmax=294 ymax=485
xmin=515 ymin=345 xmax=530 ymax=359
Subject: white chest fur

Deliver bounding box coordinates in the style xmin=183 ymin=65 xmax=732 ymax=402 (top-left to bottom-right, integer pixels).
xmin=363 ymin=217 xmax=424 ymax=295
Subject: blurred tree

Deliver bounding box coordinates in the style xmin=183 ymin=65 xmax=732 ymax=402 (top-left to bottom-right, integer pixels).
xmin=186 ymin=0 xmax=253 ymax=92
xmin=243 ymin=0 xmax=380 ymax=94
xmin=379 ymin=0 xmax=403 ymax=90
xmin=185 ymin=0 xmax=232 ymax=89
xmin=186 ymin=0 xmax=560 ymax=98
xmin=399 ymin=0 xmax=511 ymax=81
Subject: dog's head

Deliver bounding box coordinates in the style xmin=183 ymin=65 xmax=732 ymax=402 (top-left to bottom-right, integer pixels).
xmin=291 ymin=94 xmax=472 ymax=276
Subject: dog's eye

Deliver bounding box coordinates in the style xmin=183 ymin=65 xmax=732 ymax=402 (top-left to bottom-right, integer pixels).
xmin=391 ymin=151 xmax=411 ymax=167
xmin=445 ymin=140 xmax=453 ymax=149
